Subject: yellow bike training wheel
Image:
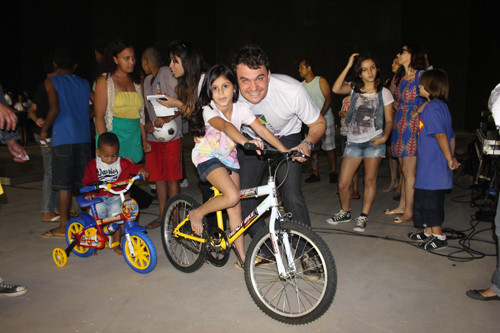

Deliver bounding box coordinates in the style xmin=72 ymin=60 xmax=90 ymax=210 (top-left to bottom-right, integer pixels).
xmin=53 ymin=248 xmax=68 ymax=267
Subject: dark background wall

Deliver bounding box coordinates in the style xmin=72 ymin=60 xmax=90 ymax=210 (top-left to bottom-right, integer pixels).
xmin=1 ymin=0 xmax=498 ymax=132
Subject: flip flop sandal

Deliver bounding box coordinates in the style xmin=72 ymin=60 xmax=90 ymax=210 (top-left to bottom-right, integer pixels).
xmin=393 ymin=216 xmax=413 ymax=224
xmin=384 ymin=209 xmax=403 ymax=216
xmin=145 ymin=220 xmax=161 ymax=229
xmin=233 ymin=262 xmax=244 ymax=271
xmin=53 ymin=210 xmax=80 ymax=218
xmin=42 ymin=229 xmax=65 ymax=238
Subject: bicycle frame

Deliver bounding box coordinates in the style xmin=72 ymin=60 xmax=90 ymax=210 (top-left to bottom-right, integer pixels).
xmin=73 ymin=177 xmax=144 ymax=253
xmin=171 ymin=160 xmax=297 ymax=277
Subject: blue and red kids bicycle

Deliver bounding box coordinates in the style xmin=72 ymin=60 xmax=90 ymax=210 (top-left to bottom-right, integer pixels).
xmin=52 ymin=175 xmax=157 ymax=274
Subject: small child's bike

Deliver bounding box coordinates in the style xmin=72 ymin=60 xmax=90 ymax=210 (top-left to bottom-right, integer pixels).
xmin=52 ymin=175 xmax=157 ymax=274
xmin=161 ymin=144 xmax=337 ymax=324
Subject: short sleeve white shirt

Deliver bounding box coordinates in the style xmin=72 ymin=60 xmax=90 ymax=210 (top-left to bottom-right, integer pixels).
xmin=239 ymin=74 xmax=320 ymax=139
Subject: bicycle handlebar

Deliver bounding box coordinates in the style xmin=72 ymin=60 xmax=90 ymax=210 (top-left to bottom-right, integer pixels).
xmin=80 ymin=174 xmax=144 ymax=194
xmin=243 ymin=142 xmax=312 ymax=161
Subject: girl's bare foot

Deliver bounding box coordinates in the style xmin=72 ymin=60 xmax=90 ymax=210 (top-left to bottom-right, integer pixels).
xmin=189 ymin=210 xmax=203 ymax=236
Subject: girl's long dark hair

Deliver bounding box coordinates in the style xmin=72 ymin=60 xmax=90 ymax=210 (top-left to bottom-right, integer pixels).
xmin=350 ymin=54 xmax=382 ymax=93
xmin=394 ymin=43 xmax=427 ymax=86
xmin=100 ymin=38 xmax=141 ymax=84
xmin=169 ymin=40 xmax=207 ymax=116
xmin=190 ymin=64 xmax=239 ymax=137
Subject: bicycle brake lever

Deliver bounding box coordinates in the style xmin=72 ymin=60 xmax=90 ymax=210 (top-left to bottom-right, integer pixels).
xmin=290 ymin=150 xmax=316 ymax=162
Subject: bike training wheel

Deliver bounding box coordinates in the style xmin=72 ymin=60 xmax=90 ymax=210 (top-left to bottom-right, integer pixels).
xmin=244 ymin=220 xmax=337 ymax=325
xmin=53 ymin=248 xmax=68 ymax=267
xmin=161 ymin=193 xmax=206 ymax=273
xmin=65 ymin=218 xmax=95 ymax=257
xmin=122 ymin=231 xmax=157 ymax=274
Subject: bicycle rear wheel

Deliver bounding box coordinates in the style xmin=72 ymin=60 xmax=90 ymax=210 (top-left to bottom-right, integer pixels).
xmin=65 ymin=218 xmax=95 ymax=257
xmin=161 ymin=194 xmax=206 ymax=273
xmin=245 ymin=220 xmax=337 ymax=325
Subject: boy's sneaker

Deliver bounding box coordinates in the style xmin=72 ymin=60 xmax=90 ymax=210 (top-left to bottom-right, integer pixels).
xmin=419 ymin=236 xmax=448 ymax=251
xmin=408 ymin=230 xmax=430 ymax=241
xmin=300 ymin=253 xmax=324 ymax=281
xmin=353 ymin=216 xmax=367 ymax=232
xmin=0 ymin=279 xmax=27 ymax=297
xmin=326 ymin=209 xmax=351 ymax=225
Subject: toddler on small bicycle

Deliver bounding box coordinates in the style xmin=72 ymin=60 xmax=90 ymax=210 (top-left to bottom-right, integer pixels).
xmin=82 ymin=132 xmax=149 ymax=255
xmin=188 ymin=64 xmax=288 ymax=267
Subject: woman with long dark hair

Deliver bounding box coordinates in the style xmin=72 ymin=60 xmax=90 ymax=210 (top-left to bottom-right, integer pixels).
xmin=93 ymin=38 xmax=146 ymax=164
xmin=328 ymin=53 xmax=394 ymax=233
xmin=386 ymin=44 xmax=427 ymax=223
xmin=156 ymin=40 xmax=206 ymax=118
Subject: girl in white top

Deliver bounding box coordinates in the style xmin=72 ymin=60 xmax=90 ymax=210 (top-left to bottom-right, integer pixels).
xmin=188 ymin=64 xmax=288 ymax=266
xmin=328 ymin=53 xmax=394 ymax=233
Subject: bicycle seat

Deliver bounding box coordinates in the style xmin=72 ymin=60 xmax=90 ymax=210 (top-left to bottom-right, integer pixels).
xmin=77 ymin=195 xmax=103 ymax=208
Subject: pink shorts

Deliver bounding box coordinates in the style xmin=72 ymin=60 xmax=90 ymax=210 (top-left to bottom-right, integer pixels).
xmin=145 ymin=139 xmax=182 ymax=181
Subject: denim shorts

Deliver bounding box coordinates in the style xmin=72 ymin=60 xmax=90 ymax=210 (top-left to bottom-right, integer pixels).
xmin=95 ymin=195 xmax=122 ymax=219
xmin=197 ymin=158 xmax=239 ymax=182
xmin=343 ymin=139 xmax=385 ymax=158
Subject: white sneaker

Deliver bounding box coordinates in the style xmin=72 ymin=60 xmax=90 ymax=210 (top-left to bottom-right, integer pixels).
xmin=353 ymin=216 xmax=367 ymax=232
xmin=0 ymin=278 xmax=27 ymax=297
xmin=326 ymin=209 xmax=351 ymax=225
xmin=180 ymin=178 xmax=189 ymax=188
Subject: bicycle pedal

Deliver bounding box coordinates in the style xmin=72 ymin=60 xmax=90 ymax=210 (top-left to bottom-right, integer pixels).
xmin=109 ymin=241 xmax=120 ymax=249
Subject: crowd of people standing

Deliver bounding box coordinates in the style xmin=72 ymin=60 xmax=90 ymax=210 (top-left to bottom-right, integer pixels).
xmin=1 ymin=38 xmax=459 ymax=249
xmin=5 ymin=38 xmax=497 ymax=302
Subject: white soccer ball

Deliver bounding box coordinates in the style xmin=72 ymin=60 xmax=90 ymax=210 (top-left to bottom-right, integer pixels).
xmin=152 ymin=120 xmax=178 ymax=142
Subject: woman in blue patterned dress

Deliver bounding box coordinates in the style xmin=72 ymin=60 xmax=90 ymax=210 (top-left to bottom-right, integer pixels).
xmin=386 ymin=44 xmax=426 ymax=223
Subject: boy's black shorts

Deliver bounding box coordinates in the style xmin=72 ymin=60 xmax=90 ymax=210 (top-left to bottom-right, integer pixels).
xmin=414 ymin=188 xmax=446 ymax=228
xmin=52 ymin=143 xmax=91 ymax=191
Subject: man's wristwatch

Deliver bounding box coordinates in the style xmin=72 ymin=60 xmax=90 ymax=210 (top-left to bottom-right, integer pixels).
xmin=301 ymin=140 xmax=314 ymax=150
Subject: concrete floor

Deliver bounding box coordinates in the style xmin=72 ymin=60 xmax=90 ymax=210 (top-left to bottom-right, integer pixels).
xmin=1 ymin=134 xmax=499 ymax=333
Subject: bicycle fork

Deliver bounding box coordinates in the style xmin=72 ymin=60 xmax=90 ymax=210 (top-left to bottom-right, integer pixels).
xmin=124 ymin=233 xmax=135 ymax=257
xmin=268 ymin=210 xmax=297 ymax=278
xmin=265 ymin=181 xmax=297 ymax=278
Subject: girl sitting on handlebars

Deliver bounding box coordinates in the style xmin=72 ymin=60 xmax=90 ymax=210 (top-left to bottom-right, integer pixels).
xmin=188 ymin=64 xmax=288 ymax=267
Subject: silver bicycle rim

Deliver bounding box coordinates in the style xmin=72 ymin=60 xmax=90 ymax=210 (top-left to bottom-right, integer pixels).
xmin=248 ymin=229 xmax=329 ymax=317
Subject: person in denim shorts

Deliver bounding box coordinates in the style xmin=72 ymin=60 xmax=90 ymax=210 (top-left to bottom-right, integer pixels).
xmin=327 ymin=53 xmax=394 ymax=232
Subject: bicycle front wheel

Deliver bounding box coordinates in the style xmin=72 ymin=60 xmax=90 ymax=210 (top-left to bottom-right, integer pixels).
xmin=122 ymin=231 xmax=157 ymax=274
xmin=161 ymin=194 xmax=206 ymax=273
xmin=245 ymin=220 xmax=337 ymax=325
